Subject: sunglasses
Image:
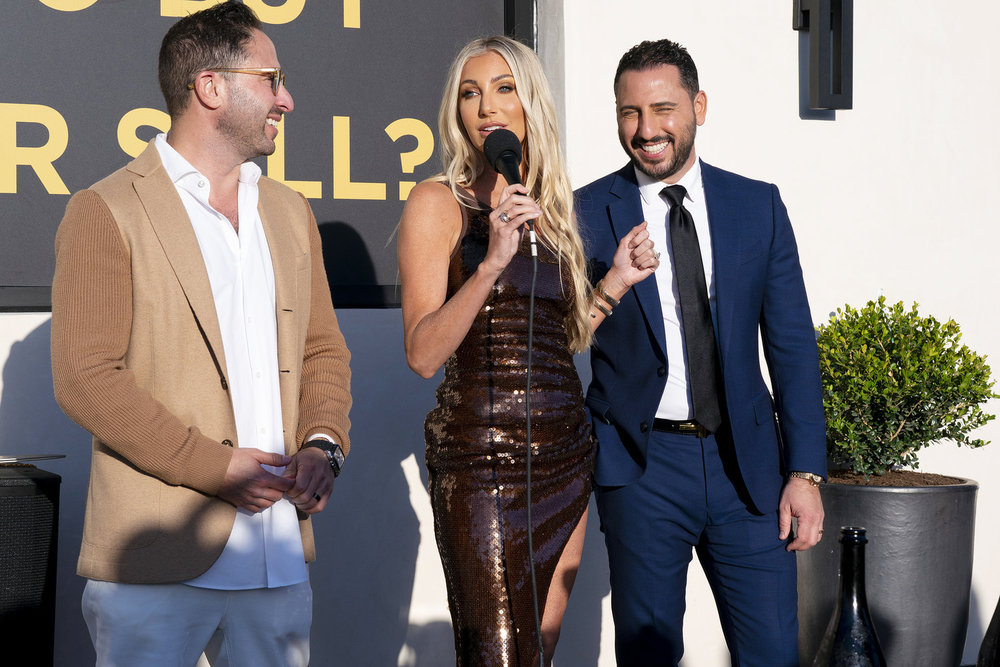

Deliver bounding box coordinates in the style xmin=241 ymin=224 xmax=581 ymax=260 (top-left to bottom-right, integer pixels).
xmin=188 ymin=67 xmax=286 ymax=95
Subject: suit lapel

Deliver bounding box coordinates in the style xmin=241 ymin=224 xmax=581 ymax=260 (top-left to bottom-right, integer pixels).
xmin=608 ymin=165 xmax=667 ymax=355
xmin=131 ymin=143 xmax=229 ymax=382
xmin=701 ymin=161 xmax=740 ymax=358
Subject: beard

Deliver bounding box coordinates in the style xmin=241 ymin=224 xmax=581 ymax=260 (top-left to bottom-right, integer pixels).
xmin=623 ymin=122 xmax=696 ymax=182
xmin=217 ymin=84 xmax=276 ymax=160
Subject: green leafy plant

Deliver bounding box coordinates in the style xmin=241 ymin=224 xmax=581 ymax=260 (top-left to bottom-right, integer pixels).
xmin=816 ymin=296 xmax=998 ymax=477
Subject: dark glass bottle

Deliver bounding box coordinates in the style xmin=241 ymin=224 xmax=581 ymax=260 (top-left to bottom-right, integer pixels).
xmin=813 ymin=526 xmax=887 ymax=666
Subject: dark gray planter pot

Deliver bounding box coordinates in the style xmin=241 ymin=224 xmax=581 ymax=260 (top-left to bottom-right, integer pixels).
xmin=797 ymin=478 xmax=978 ymax=666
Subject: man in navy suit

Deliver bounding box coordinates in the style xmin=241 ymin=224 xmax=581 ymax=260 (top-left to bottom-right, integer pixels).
xmin=575 ymin=39 xmax=827 ymax=665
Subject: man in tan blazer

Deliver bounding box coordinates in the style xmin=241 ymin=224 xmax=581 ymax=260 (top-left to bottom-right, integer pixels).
xmin=50 ymin=3 xmax=351 ymax=665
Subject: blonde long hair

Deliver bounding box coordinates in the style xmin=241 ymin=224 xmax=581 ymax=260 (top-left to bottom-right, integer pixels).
xmin=432 ymin=36 xmax=592 ymax=352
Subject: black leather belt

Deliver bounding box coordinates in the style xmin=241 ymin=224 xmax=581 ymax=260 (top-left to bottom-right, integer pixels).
xmin=653 ymin=418 xmax=710 ymax=438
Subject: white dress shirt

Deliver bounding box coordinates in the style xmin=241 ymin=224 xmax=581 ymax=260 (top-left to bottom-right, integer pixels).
xmin=635 ymin=160 xmax=717 ymax=421
xmin=155 ymin=134 xmax=307 ymax=590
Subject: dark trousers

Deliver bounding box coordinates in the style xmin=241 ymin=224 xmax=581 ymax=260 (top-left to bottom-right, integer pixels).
xmin=595 ymin=429 xmax=798 ymax=667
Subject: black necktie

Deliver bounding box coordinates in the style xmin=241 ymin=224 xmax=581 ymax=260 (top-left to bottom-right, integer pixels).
xmin=662 ymin=185 xmax=723 ymax=433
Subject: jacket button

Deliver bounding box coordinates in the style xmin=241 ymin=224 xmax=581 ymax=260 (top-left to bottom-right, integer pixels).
xmin=657 ymin=366 xmax=666 ymax=377
xmin=639 ymin=422 xmax=649 ymax=433
xmin=221 ymin=439 xmax=234 ymax=447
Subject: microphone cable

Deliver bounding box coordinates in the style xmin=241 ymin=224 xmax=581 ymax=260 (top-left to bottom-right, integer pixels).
xmin=523 ymin=221 xmax=543 ymax=665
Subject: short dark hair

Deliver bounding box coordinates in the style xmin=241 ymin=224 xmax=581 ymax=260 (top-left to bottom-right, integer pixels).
xmin=158 ymin=0 xmax=262 ymax=117
xmin=614 ymin=39 xmax=700 ymax=99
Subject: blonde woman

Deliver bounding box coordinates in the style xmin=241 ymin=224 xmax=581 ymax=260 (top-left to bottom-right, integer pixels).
xmin=398 ymin=36 xmax=657 ymax=666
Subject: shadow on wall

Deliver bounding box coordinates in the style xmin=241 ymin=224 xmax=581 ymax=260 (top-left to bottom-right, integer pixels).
xmin=0 ymin=318 xmax=94 ymax=666
xmin=969 ymin=589 xmax=990 ymax=665
xmin=558 ymin=355 xmax=612 ymax=666
xmin=0 ymin=314 xmax=611 ymax=665
xmin=310 ymin=308 xmax=425 ymax=665
xmin=397 ymin=620 xmax=455 ymax=665
xmin=320 ymin=220 xmax=399 ymax=308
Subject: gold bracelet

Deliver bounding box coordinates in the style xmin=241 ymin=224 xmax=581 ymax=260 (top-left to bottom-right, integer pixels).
xmin=596 ymin=280 xmax=621 ymax=308
xmin=593 ymin=299 xmax=613 ymax=317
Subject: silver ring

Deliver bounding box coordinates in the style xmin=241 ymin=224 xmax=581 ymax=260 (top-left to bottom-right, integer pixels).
xmin=653 ymin=251 xmax=661 ymax=260
xmin=313 ymin=493 xmax=321 ymax=502
xmin=499 ymin=211 xmax=510 ymax=223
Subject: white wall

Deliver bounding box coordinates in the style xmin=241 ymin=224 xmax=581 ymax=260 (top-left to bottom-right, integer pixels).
xmin=551 ymin=1 xmax=1000 ymax=664
xmin=2 ymin=1 xmax=999 ymax=665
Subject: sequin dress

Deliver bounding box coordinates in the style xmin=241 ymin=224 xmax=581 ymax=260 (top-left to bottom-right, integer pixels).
xmin=424 ymin=201 xmax=595 ymax=666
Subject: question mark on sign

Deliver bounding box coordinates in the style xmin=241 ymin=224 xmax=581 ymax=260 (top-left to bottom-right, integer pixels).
xmin=385 ymin=118 xmax=434 ymax=200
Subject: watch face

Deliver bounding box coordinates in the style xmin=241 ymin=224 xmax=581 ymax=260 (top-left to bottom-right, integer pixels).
xmin=332 ymin=447 xmax=345 ymax=467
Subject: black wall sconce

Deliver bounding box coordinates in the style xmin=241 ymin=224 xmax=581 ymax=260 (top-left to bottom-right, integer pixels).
xmin=794 ymin=0 xmax=853 ymax=110
xmin=505 ymin=0 xmax=537 ymax=49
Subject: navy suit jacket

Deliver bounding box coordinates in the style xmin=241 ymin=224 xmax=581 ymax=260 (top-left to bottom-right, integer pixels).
xmin=575 ymin=161 xmax=826 ymax=514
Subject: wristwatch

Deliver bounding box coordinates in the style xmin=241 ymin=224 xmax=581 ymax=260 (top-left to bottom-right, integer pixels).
xmin=788 ymin=471 xmax=824 ymax=486
xmin=303 ymin=439 xmax=345 ymax=477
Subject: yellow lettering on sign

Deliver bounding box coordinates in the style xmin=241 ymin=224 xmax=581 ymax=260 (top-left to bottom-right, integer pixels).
xmin=344 ymin=0 xmax=360 ymax=29
xmin=332 ymin=116 xmax=385 ymax=201
xmin=0 ymin=103 xmax=70 ymax=195
xmin=43 ymin=0 xmax=350 ymax=26
xmin=385 ymin=118 xmax=433 ymax=200
xmin=267 ymin=117 xmax=321 ymax=198
xmin=117 ymin=108 xmax=171 ymax=158
xmin=160 ymin=0 xmax=219 ymax=17
xmin=244 ymin=0 xmax=305 ymax=24
xmin=38 ymin=0 xmax=99 ymax=10
xmin=161 ymin=0 xmax=305 ymax=24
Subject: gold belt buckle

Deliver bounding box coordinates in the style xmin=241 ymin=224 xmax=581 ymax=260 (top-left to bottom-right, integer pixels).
xmin=683 ymin=421 xmax=709 ymax=437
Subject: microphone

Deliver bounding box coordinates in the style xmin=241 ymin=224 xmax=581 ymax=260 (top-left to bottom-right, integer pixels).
xmin=483 ymin=128 xmax=524 ymax=188
xmin=483 ymin=128 xmax=536 ymax=257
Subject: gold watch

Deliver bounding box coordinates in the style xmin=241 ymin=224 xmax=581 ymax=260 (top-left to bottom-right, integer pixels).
xmin=788 ymin=471 xmax=824 ymax=486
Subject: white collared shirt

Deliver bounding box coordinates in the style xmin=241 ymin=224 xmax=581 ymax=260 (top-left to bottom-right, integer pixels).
xmin=154 ymin=134 xmax=306 ymax=590
xmin=635 ymin=160 xmax=717 ymax=421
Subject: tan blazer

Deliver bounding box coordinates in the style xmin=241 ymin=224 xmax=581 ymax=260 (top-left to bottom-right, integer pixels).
xmin=51 ymin=142 xmax=351 ymax=583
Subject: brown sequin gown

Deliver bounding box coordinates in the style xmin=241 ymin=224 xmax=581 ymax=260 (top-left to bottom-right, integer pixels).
xmin=424 ymin=202 xmax=595 ymax=666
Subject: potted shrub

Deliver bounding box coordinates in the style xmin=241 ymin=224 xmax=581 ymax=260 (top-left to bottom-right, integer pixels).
xmin=797 ymin=296 xmax=998 ymax=666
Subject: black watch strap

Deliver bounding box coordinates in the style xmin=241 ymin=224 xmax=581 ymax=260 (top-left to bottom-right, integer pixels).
xmin=302 ymin=439 xmax=344 ymax=477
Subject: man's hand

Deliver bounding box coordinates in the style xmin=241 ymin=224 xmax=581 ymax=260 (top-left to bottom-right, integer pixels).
xmin=604 ymin=221 xmax=660 ymax=297
xmin=218 ymin=448 xmax=295 ymax=513
xmin=282 ymin=447 xmax=335 ymax=515
xmin=779 ymin=476 xmax=825 ymax=551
